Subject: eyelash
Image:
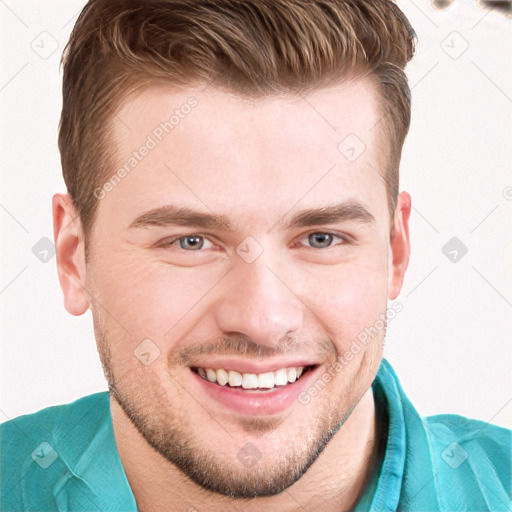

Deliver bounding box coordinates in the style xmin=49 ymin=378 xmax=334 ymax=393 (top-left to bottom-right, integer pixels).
xmin=161 ymin=231 xmax=352 ymax=251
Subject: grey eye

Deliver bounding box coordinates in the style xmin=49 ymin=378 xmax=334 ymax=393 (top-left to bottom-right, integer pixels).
xmin=179 ymin=235 xmax=204 ymax=250
xmin=308 ymin=233 xmax=333 ymax=248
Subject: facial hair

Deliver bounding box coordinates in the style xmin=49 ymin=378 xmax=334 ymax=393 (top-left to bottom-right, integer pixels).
xmin=93 ymin=312 xmax=368 ymax=499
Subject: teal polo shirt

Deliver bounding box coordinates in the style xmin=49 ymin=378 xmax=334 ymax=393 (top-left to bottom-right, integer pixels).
xmin=2 ymin=359 xmax=511 ymax=511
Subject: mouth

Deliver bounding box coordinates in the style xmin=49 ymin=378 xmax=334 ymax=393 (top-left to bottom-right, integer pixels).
xmin=191 ymin=365 xmax=315 ymax=392
xmin=188 ymin=362 xmax=320 ymax=416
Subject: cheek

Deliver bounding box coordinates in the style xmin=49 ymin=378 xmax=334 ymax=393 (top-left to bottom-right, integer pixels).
xmin=303 ymin=255 xmax=389 ymax=350
xmin=88 ymin=251 xmax=225 ymax=340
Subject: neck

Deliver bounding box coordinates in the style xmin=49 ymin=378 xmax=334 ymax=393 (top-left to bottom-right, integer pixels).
xmin=111 ymin=388 xmax=379 ymax=512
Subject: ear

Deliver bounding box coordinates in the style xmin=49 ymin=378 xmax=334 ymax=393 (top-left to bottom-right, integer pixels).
xmin=388 ymin=191 xmax=411 ymax=300
xmin=52 ymin=193 xmax=90 ymax=315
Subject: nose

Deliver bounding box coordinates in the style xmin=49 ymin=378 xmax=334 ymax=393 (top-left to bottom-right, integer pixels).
xmin=213 ymin=251 xmax=304 ymax=348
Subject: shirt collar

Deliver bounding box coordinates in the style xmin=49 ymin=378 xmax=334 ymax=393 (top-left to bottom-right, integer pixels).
xmin=356 ymin=358 xmax=441 ymax=511
xmin=51 ymin=392 xmax=137 ymax=511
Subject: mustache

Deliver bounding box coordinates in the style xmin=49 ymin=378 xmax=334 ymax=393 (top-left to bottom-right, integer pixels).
xmin=172 ymin=333 xmax=333 ymax=366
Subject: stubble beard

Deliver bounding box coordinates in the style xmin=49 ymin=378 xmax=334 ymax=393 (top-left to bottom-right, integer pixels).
xmin=93 ymin=315 xmax=360 ymax=498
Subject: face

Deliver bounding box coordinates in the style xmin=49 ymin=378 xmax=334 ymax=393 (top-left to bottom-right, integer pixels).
xmin=56 ymin=79 xmax=410 ymax=498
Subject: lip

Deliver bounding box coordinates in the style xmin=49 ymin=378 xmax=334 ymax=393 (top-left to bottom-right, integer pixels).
xmin=186 ymin=357 xmax=320 ymax=374
xmin=189 ymin=364 xmax=319 ymax=416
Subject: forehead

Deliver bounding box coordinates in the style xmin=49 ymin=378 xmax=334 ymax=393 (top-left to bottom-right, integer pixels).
xmin=98 ymin=80 xmax=388 ymax=230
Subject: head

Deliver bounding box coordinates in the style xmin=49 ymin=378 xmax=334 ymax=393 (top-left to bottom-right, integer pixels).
xmin=53 ymin=0 xmax=415 ymax=499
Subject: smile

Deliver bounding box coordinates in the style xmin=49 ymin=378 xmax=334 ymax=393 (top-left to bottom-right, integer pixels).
xmin=192 ymin=365 xmax=312 ymax=391
xmin=189 ymin=360 xmax=320 ymax=415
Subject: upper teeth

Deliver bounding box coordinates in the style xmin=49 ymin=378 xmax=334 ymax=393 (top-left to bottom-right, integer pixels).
xmin=196 ymin=366 xmax=305 ymax=389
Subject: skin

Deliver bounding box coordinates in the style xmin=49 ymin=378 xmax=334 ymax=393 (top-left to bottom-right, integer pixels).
xmin=53 ymin=78 xmax=411 ymax=511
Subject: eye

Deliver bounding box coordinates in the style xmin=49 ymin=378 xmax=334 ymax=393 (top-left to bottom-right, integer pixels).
xmin=165 ymin=234 xmax=214 ymax=251
xmin=302 ymin=232 xmax=349 ymax=249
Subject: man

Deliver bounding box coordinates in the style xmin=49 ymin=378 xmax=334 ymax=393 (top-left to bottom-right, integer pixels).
xmin=1 ymin=1 xmax=510 ymax=511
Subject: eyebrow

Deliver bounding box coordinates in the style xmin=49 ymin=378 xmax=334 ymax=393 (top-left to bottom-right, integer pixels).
xmin=280 ymin=201 xmax=375 ymax=230
xmin=128 ymin=206 xmax=233 ymax=231
xmin=127 ymin=201 xmax=375 ymax=231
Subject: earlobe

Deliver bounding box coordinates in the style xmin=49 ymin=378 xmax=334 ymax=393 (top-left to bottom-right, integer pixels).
xmin=388 ymin=191 xmax=412 ymax=300
xmin=52 ymin=193 xmax=90 ymax=316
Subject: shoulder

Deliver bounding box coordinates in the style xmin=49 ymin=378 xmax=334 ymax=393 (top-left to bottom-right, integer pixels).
xmin=1 ymin=392 xmax=110 ymax=436
xmin=376 ymin=359 xmax=511 ymax=511
xmin=425 ymin=412 xmax=511 ymax=465
xmin=424 ymin=413 xmax=511 ymax=510
xmin=1 ymin=392 xmax=110 ymax=511
xmin=425 ymin=412 xmax=511 ymax=449
xmin=1 ymin=392 xmax=110 ymax=454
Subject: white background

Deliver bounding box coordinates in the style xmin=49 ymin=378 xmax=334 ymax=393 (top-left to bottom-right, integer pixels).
xmin=1 ymin=1 xmax=511 ymax=428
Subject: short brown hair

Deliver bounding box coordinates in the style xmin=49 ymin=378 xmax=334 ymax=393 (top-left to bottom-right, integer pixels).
xmin=59 ymin=0 xmax=416 ymax=240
